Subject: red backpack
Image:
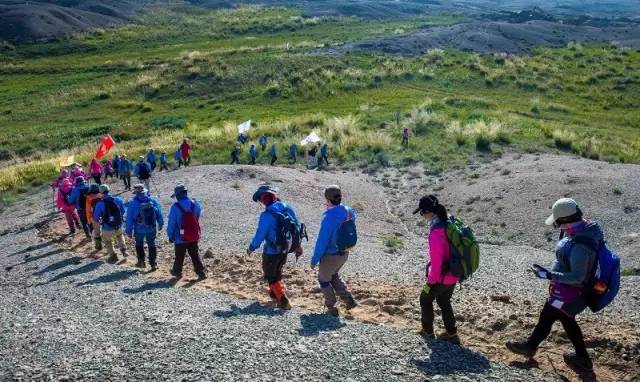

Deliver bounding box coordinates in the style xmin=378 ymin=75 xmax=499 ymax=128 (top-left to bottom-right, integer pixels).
xmin=175 ymin=200 xmax=200 ymax=242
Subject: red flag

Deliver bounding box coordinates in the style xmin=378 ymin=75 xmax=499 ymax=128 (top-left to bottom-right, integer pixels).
xmin=95 ymin=135 xmax=116 ymax=159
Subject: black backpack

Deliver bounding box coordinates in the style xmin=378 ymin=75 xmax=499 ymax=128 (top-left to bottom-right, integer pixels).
xmin=102 ymin=199 xmax=123 ymax=228
xmin=138 ymin=163 xmax=150 ymax=180
xmin=136 ymin=201 xmax=157 ymax=228
xmin=268 ymin=210 xmax=301 ymax=254
xmin=78 ymin=187 xmax=89 ymax=210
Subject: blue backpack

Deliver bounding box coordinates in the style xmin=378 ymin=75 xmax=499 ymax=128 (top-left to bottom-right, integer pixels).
xmin=336 ymin=208 xmax=357 ymax=251
xmin=572 ymin=237 xmax=621 ymax=312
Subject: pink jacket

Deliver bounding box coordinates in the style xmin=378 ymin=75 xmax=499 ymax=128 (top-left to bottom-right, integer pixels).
xmin=427 ymin=219 xmax=459 ymax=285
xmin=89 ymin=160 xmax=102 ymax=175
xmin=55 ymin=180 xmax=75 ymax=212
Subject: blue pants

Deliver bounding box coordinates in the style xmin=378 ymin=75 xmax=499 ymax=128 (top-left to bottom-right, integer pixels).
xmin=135 ymin=231 xmax=157 ymax=266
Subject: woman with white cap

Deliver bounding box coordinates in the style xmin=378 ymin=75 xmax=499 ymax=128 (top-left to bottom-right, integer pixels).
xmin=506 ymin=198 xmax=602 ymax=372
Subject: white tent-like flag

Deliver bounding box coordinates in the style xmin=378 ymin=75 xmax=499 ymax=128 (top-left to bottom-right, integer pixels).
xmin=300 ymin=131 xmax=322 ymax=146
xmin=238 ymin=120 xmax=251 ymax=134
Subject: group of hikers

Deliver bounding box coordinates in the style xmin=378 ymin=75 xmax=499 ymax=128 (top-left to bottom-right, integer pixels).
xmin=231 ymin=133 xmax=330 ymax=168
xmin=50 ymin=134 xmax=620 ymax=374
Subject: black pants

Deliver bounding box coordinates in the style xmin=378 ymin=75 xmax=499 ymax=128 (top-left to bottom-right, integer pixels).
xmin=320 ymin=154 xmax=329 ymax=166
xmin=230 ymin=155 xmax=239 ymax=164
xmin=105 ymin=172 xmax=113 ymax=179
xmin=160 ymin=162 xmax=169 ymax=171
xmin=262 ymin=253 xmax=287 ymax=284
xmin=270 ymin=156 xmax=277 ymax=166
xmin=420 ymin=284 xmax=456 ymax=334
xmin=172 ymin=242 xmax=205 ymax=277
xmin=402 ymin=137 xmax=408 ymax=147
xmin=77 ymin=209 xmax=91 ymax=237
xmin=150 ymin=161 xmax=157 ymax=170
xmin=289 ymin=154 xmax=297 ymax=164
xmin=527 ymin=302 xmax=589 ymax=358
xmin=249 ymin=156 xmax=256 ymax=165
xmin=92 ymin=174 xmax=101 ymax=184
xmin=121 ymin=174 xmax=131 ymax=190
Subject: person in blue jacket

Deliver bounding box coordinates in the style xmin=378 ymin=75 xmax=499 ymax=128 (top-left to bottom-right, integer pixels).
xmin=167 ymin=184 xmax=206 ymax=280
xmin=311 ymin=185 xmax=358 ymax=316
xmin=68 ymin=176 xmax=91 ymax=238
xmin=146 ymin=149 xmax=157 ymax=171
xmin=249 ymin=144 xmax=257 ymax=165
xmin=125 ymin=184 xmax=164 ymax=271
xmin=112 ymin=154 xmax=121 ymax=179
xmin=93 ymin=184 xmax=128 ymax=264
xmin=259 ymin=134 xmax=268 ymax=151
xmin=247 ymin=185 xmax=302 ymax=310
xmin=320 ymin=143 xmax=329 ymax=167
xmin=269 ymin=144 xmax=277 ymax=166
xmin=118 ymin=154 xmax=133 ymax=191
xmin=174 ymin=148 xmax=183 ymax=168
xmin=159 ymin=152 xmax=169 ymax=171
xmin=288 ymin=143 xmax=298 ymax=164
xmin=134 ymin=156 xmax=152 ymax=192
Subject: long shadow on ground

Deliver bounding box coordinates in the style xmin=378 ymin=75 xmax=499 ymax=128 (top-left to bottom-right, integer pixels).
xmin=122 ymin=279 xmax=176 ymax=294
xmin=412 ymin=340 xmax=491 ymax=376
xmin=77 ymin=269 xmax=139 ymax=286
xmin=36 ymin=261 xmax=103 ymax=286
xmin=8 ymin=239 xmax=61 ymax=257
xmin=213 ymin=302 xmax=285 ymax=319
xmin=32 ymin=256 xmax=82 ymax=276
xmin=298 ymin=313 xmax=347 ymax=337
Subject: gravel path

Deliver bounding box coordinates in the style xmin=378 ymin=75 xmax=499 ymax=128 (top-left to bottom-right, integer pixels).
xmin=0 ymin=196 xmax=560 ymax=381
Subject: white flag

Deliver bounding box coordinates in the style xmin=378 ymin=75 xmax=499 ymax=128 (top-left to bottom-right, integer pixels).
xmin=238 ymin=120 xmax=251 ymax=134
xmin=300 ymin=131 xmax=322 ymax=146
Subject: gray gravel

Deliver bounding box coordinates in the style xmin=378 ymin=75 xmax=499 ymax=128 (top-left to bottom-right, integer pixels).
xmin=0 ymin=195 xmax=561 ymax=381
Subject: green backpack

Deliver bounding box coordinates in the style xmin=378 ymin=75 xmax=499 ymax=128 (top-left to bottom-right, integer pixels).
xmin=439 ymin=217 xmax=480 ymax=282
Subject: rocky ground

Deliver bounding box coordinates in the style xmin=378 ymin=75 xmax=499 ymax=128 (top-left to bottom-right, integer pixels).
xmin=1 ymin=153 xmax=639 ymax=381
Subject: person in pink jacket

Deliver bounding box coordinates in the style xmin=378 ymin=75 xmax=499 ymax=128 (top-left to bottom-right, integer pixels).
xmin=413 ymin=195 xmax=460 ymax=342
xmin=56 ymin=178 xmax=81 ymax=234
xmin=70 ymin=164 xmax=86 ymax=184
xmin=89 ymin=159 xmax=103 ymax=185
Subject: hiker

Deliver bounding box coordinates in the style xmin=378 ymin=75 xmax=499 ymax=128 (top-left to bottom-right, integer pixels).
xmin=56 ymin=178 xmax=81 ymax=235
xmin=134 ymin=156 xmax=152 ymax=192
xmin=103 ymin=160 xmax=114 ymax=180
xmin=238 ymin=133 xmax=248 ymax=145
xmin=119 ymin=154 xmax=133 ymax=191
xmin=180 ymin=139 xmax=191 ymax=166
xmin=269 ymin=144 xmax=277 ymax=166
xmin=414 ymin=195 xmax=460 ymax=342
xmin=174 ymin=148 xmax=183 ymax=168
xmin=112 ymin=154 xmax=121 ymax=179
xmin=70 ymin=164 xmax=86 ymax=184
xmin=259 ymin=134 xmax=268 ymax=151
xmin=288 ymin=144 xmax=298 ymax=164
xmin=320 ymin=143 xmax=329 ymax=167
xmin=249 ymin=144 xmax=257 ymax=165
xmin=506 ymin=198 xmax=603 ymax=371
xmin=311 ymin=185 xmax=358 ymax=316
xmin=93 ymin=184 xmax=128 ymax=263
xmin=51 ymin=169 xmax=69 ymax=190
xmin=147 ymin=149 xmax=157 ymax=171
xmin=68 ymin=176 xmax=92 ymax=238
xmin=167 ymin=184 xmax=206 ymax=280
xmin=89 ymin=159 xmax=103 ymax=185
xmin=402 ymin=127 xmax=410 ymax=147
xmin=230 ymin=145 xmax=240 ymax=165
xmin=85 ymin=184 xmax=104 ymax=250
xmin=125 ymin=184 xmax=164 ymax=271
xmin=247 ymin=185 xmax=301 ymax=309
xmin=159 ymin=152 xmax=169 ymax=171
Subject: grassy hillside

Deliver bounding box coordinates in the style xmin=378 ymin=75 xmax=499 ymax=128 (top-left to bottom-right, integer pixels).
xmin=1 ymin=4 xmax=639 ymax=199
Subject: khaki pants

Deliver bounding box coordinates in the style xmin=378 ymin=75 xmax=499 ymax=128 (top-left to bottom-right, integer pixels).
xmin=102 ymin=228 xmax=127 ymax=257
xmin=318 ymin=253 xmax=354 ymax=308
xmin=92 ymin=223 xmax=101 ymax=239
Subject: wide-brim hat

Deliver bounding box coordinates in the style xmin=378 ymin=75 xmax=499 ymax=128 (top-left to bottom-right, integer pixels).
xmin=171 ymin=184 xmax=188 ymax=198
xmin=252 ymin=184 xmax=278 ymax=202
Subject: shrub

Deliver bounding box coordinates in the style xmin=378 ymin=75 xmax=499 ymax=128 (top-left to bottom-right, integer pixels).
xmin=446 ymin=121 xmax=466 ymax=146
xmin=612 ymin=186 xmax=622 ymax=195
xmin=149 ymin=116 xmax=187 ymax=129
xmin=382 ymin=235 xmax=403 ymax=251
xmin=552 ymin=129 xmax=576 ymax=151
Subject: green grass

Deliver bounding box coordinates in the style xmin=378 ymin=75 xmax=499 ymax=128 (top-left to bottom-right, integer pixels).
xmin=1 ymin=5 xmax=640 ymax=195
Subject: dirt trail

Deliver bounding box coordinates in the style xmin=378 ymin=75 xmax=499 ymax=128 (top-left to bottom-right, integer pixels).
xmin=42 ymin=217 xmax=640 ymax=382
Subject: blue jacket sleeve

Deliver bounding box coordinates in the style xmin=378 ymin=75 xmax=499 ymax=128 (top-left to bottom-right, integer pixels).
xmin=116 ymin=198 xmax=126 ymax=215
xmin=153 ymin=199 xmax=164 ymax=229
xmin=167 ymin=205 xmax=177 ymax=241
xmin=133 ymin=164 xmax=139 ymax=177
xmin=249 ymin=213 xmax=270 ymax=252
xmin=194 ymin=200 xmax=202 ymax=218
xmin=287 ymin=205 xmax=301 ymax=228
xmin=125 ymin=200 xmax=137 ymax=235
xmin=69 ymin=188 xmax=79 ymax=206
xmin=312 ymin=213 xmax=335 ymax=266
xmin=93 ymin=201 xmax=104 ymax=224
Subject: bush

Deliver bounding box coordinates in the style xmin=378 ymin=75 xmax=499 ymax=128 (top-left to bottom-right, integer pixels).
xmin=552 ymin=129 xmax=575 ymax=151
xmin=149 ymin=116 xmax=187 ymax=129
xmin=446 ymin=121 xmax=467 ymax=146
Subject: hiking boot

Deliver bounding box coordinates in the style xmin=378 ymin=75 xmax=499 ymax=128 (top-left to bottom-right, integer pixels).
xmin=197 ymin=273 xmax=207 ymax=281
xmin=150 ymin=264 xmax=158 ymax=272
xmin=344 ymin=297 xmax=358 ymax=310
xmin=94 ymin=238 xmax=102 ymax=251
xmin=278 ymin=295 xmax=292 ymax=310
xmin=106 ymin=255 xmax=118 ymax=264
xmin=69 ymin=227 xmax=76 ymax=235
xmin=326 ymin=306 xmax=339 ymax=316
xmin=416 ymin=327 xmax=435 ymax=339
xmin=170 ymin=270 xmax=182 ymax=279
xmin=134 ymin=260 xmax=145 ymax=269
xmin=75 ymin=221 xmax=81 ymax=229
xmin=506 ymin=341 xmax=537 ymax=358
xmin=563 ymin=352 xmax=593 ymax=372
xmin=437 ymin=332 xmax=460 ymax=344
xmin=120 ymin=248 xmax=128 ymax=258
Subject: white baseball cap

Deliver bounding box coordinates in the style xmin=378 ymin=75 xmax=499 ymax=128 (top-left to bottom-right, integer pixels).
xmin=545 ymin=198 xmax=579 ymax=226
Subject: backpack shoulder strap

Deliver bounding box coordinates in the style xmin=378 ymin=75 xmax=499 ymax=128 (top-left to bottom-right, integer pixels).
xmin=571 ymin=236 xmax=599 ymax=252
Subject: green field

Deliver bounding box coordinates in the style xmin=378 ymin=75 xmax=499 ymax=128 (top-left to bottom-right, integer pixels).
xmin=1 ymin=4 xmax=639 ymax=199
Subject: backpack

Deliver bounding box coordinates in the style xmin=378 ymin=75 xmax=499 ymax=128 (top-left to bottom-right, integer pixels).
xmin=267 ymin=209 xmax=301 ymax=254
xmin=102 ymin=199 xmax=123 ymax=228
xmin=78 ymin=188 xmax=89 ymax=210
xmin=175 ymin=200 xmax=201 ymax=242
xmin=136 ymin=200 xmax=157 ymax=229
xmin=439 ymin=216 xmax=480 ymax=282
xmin=571 ymin=237 xmax=621 ymax=312
xmin=138 ymin=163 xmax=150 ymax=180
xmin=336 ymin=208 xmax=357 ymax=251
